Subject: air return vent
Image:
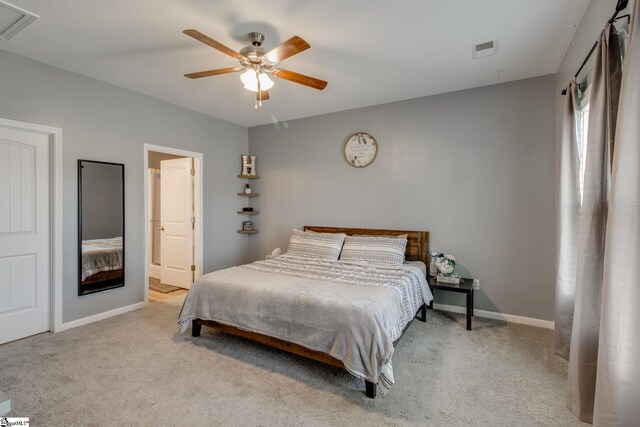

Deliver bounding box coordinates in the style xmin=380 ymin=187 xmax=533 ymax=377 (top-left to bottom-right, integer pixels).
xmin=0 ymin=0 xmax=38 ymax=41
xmin=472 ymin=40 xmax=497 ymax=59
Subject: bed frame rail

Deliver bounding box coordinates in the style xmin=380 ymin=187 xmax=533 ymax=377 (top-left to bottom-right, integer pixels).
xmin=191 ymin=303 xmax=426 ymax=399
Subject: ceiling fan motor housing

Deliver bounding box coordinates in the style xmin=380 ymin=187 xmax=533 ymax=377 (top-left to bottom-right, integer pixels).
xmin=248 ymin=32 xmax=264 ymax=47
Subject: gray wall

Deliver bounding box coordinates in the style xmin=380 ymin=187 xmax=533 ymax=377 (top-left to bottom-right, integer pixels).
xmin=81 ymin=161 xmax=124 ymax=240
xmin=0 ymin=50 xmax=249 ymax=323
xmin=248 ymin=75 xmax=557 ymax=320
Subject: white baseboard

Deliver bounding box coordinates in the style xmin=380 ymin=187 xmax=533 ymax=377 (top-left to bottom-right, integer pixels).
xmin=433 ymin=303 xmax=555 ymax=329
xmin=57 ymin=302 xmax=145 ymax=332
xmin=54 ymin=300 xmax=552 ymax=335
xmin=148 ymin=264 xmax=160 ymax=278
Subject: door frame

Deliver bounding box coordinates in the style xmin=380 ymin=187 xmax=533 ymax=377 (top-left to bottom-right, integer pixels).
xmin=143 ymin=144 xmax=203 ymax=305
xmin=0 ymin=118 xmax=64 ymax=333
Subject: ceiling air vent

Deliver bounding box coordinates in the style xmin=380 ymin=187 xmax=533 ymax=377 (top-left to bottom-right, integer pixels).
xmin=0 ymin=0 xmax=38 ymax=41
xmin=472 ymin=40 xmax=497 ymax=59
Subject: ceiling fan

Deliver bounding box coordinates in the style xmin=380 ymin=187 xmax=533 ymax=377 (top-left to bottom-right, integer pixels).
xmin=183 ymin=30 xmax=328 ymax=109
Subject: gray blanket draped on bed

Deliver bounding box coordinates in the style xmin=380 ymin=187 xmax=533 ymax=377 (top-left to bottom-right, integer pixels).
xmin=178 ymin=255 xmax=432 ymax=395
xmin=81 ymin=237 xmax=123 ymax=280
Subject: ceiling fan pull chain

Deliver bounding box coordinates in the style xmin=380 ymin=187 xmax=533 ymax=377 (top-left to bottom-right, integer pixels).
xmin=258 ymin=71 xmax=262 ymax=108
xmin=254 ymin=66 xmax=259 ymax=110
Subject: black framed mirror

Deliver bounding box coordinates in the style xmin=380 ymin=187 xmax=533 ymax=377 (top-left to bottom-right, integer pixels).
xmin=78 ymin=160 xmax=125 ymax=296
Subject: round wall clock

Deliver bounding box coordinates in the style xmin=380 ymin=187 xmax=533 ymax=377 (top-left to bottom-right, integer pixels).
xmin=344 ymin=132 xmax=378 ymax=168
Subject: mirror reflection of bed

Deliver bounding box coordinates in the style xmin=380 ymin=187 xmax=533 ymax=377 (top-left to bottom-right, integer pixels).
xmin=78 ymin=160 xmax=125 ymax=295
xmin=81 ymin=237 xmax=124 ymax=293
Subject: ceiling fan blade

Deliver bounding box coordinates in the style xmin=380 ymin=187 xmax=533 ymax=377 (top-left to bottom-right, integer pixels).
xmin=273 ymin=69 xmax=328 ymax=90
xmin=264 ymin=36 xmax=310 ymax=63
xmin=183 ymin=29 xmax=243 ymax=60
xmin=184 ymin=67 xmax=241 ymax=79
xmin=256 ymin=90 xmax=270 ymax=101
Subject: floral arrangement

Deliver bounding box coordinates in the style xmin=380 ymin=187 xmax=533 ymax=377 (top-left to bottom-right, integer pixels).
xmin=435 ymin=254 xmax=456 ymax=276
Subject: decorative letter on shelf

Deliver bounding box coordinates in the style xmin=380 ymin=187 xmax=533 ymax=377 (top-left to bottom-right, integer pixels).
xmin=241 ymin=155 xmax=257 ymax=176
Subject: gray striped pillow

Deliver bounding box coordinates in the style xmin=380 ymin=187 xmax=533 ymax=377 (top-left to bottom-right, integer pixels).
xmin=286 ymin=229 xmax=346 ymax=260
xmin=339 ymin=235 xmax=407 ymax=265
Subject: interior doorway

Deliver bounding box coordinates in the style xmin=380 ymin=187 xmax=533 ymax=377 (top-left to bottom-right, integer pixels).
xmin=0 ymin=118 xmax=63 ymax=341
xmin=143 ymin=144 xmax=203 ymax=305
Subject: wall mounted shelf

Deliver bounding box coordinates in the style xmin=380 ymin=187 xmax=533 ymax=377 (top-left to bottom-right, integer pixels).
xmin=238 ymin=156 xmax=259 ymax=235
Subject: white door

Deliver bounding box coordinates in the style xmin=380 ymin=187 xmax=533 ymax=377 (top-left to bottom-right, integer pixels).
xmin=160 ymin=158 xmax=193 ymax=288
xmin=0 ymin=125 xmax=50 ymax=344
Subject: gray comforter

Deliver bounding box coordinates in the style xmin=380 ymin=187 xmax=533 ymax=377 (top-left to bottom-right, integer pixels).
xmin=178 ymin=255 xmax=432 ymax=395
xmin=81 ymin=237 xmax=123 ymax=280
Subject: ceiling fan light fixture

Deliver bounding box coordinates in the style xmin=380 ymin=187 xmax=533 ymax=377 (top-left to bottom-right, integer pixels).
xmin=241 ymin=69 xmax=274 ymax=92
xmin=183 ymin=29 xmax=327 ymax=109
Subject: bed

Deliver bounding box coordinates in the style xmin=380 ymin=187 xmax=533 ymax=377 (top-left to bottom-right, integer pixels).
xmin=80 ymin=236 xmax=123 ymax=288
xmin=178 ymin=226 xmax=432 ymax=398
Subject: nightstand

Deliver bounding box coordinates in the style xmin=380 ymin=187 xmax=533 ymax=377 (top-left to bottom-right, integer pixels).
xmin=427 ymin=276 xmax=474 ymax=331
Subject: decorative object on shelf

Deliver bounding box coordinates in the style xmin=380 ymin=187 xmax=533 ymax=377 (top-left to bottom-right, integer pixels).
xmin=344 ymin=132 xmax=377 ymax=168
xmin=237 ymin=158 xmax=259 ymax=231
xmin=436 ymin=273 xmax=461 ymax=284
xmin=429 ymin=252 xmax=438 ymax=276
xmin=241 ymin=155 xmax=257 ymax=176
xmin=435 ymin=253 xmax=460 ymax=284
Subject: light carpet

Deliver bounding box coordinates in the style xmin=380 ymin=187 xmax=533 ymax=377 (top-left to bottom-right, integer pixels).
xmin=0 ymin=295 xmax=584 ymax=426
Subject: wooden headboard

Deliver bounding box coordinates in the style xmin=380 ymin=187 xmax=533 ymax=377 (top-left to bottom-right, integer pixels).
xmin=303 ymin=226 xmax=430 ymax=266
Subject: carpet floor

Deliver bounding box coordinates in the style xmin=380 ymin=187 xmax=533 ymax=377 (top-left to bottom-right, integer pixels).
xmin=0 ymin=295 xmax=584 ymax=426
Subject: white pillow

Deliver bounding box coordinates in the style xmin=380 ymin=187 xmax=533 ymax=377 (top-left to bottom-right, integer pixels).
xmin=339 ymin=235 xmax=407 ymax=265
xmin=353 ymin=233 xmax=408 ymax=239
xmin=286 ymin=229 xmax=346 ymax=260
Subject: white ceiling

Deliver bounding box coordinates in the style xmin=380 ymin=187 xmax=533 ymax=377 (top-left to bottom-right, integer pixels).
xmin=1 ymin=0 xmax=589 ymax=127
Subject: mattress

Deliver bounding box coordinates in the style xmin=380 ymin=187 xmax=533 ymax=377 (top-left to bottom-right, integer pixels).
xmin=405 ymin=260 xmax=427 ymax=278
xmin=178 ymin=254 xmax=433 ymax=395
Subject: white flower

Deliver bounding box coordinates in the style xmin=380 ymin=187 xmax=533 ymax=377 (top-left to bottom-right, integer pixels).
xmin=435 ymin=256 xmax=455 ymax=275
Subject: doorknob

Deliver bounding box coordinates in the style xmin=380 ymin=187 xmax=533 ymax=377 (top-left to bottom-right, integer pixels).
xmin=159 ymin=226 xmax=165 ymax=231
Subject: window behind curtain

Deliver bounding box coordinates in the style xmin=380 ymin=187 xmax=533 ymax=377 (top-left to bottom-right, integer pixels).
xmin=575 ymin=21 xmax=628 ymax=205
xmin=577 ymin=92 xmax=590 ymax=204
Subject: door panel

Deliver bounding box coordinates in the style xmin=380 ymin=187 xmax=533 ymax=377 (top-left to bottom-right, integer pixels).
xmin=0 ymin=128 xmax=50 ymax=344
xmin=160 ymin=158 xmax=193 ymax=288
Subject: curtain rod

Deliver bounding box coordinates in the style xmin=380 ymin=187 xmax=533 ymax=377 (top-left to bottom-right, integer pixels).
xmin=561 ymin=0 xmax=629 ymax=95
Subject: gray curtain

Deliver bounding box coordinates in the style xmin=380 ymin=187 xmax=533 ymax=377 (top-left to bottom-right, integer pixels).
xmin=566 ymin=23 xmax=622 ymax=423
xmin=554 ymin=79 xmax=581 ymax=359
xmin=594 ymin=1 xmax=640 ymax=425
